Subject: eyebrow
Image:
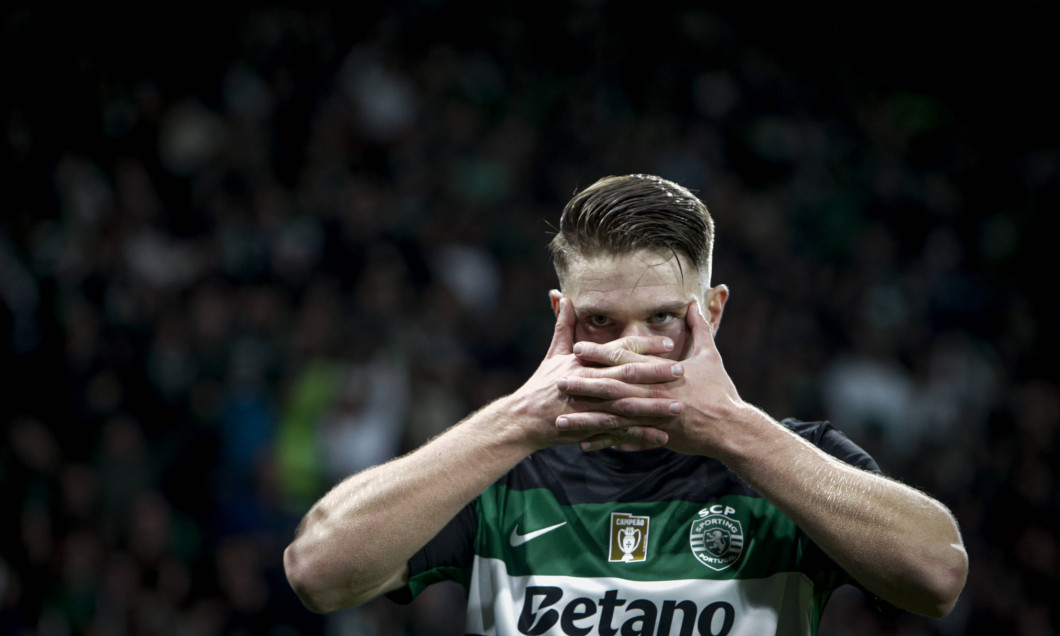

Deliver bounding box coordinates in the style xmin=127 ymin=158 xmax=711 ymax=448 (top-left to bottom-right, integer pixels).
xmin=574 ymin=300 xmax=689 ymax=316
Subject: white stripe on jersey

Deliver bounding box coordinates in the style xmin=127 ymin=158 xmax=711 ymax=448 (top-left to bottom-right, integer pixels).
xmin=466 ymin=556 xmax=817 ymax=636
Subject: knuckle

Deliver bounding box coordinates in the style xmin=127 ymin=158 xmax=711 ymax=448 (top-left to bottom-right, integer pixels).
xmin=606 ymin=348 xmax=625 ymax=366
xmin=602 ymin=381 xmax=622 ymax=399
xmin=609 ymin=398 xmax=632 ymax=414
xmin=619 ymin=364 xmax=638 ymax=382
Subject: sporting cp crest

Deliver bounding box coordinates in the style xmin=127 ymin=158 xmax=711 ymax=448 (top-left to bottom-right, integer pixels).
xmin=609 ymin=512 xmax=650 ymax=563
xmin=689 ymin=505 xmax=744 ymax=571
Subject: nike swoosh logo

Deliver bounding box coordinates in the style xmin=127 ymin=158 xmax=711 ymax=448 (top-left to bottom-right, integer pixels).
xmin=509 ymin=521 xmax=567 ymax=547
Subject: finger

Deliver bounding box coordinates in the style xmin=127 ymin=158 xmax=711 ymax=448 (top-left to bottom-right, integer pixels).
xmin=559 ymin=376 xmax=663 ymax=401
xmin=577 ymin=434 xmax=617 ymax=453
xmin=685 ymin=299 xmax=715 ymax=353
xmin=546 ymin=297 xmax=575 ymax=357
xmin=573 ymin=337 xmax=674 ymax=367
xmin=569 ymin=360 xmax=685 ymax=387
xmin=578 ymin=426 xmax=669 ymax=452
xmin=606 ymin=397 xmax=683 ymax=417
xmin=566 ymin=395 xmax=683 ymax=418
xmin=556 ymin=403 xmax=680 ymax=429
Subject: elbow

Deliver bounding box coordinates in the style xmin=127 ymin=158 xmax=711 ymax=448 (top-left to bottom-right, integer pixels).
xmin=870 ymin=533 xmax=969 ymax=618
xmin=283 ymin=541 xmax=357 ymax=614
xmin=915 ymin=592 xmax=960 ymax=620
xmin=910 ymin=542 xmax=970 ymax=619
xmin=930 ymin=554 xmax=970 ymax=619
xmin=900 ymin=505 xmax=971 ymax=619
xmin=284 ymin=542 xmax=332 ymax=613
xmin=284 ymin=538 xmax=398 ymax=614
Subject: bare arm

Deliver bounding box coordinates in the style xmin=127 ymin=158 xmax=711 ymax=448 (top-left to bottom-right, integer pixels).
xmin=283 ymin=299 xmax=681 ymax=612
xmin=559 ymin=301 xmax=968 ymax=617
xmin=710 ymin=404 xmax=967 ymax=617
xmin=283 ymin=397 xmax=536 ymax=612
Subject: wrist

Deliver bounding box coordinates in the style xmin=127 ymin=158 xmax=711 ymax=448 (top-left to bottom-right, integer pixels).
xmin=475 ymin=393 xmax=551 ymax=454
xmin=710 ymin=402 xmax=783 ymax=467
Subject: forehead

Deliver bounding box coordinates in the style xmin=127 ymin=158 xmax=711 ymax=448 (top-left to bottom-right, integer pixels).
xmin=561 ymin=250 xmax=703 ymax=306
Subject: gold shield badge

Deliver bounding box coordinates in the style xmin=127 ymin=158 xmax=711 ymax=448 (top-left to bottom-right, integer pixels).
xmin=609 ymin=512 xmax=650 ymax=563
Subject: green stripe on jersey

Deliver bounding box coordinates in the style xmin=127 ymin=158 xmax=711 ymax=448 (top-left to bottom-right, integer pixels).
xmin=477 ymin=484 xmax=817 ymax=582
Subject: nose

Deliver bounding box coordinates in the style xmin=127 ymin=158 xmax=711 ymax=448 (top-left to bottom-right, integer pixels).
xmin=620 ymin=322 xmax=651 ymax=339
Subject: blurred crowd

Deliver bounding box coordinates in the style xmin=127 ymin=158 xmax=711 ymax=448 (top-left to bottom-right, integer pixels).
xmin=2 ymin=3 xmax=1056 ymax=635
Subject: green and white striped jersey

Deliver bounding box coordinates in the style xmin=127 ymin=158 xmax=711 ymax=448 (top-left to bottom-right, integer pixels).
xmin=392 ymin=419 xmax=879 ymax=635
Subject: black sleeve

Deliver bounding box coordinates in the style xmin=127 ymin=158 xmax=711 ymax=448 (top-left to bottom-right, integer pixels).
xmin=781 ymin=417 xmax=881 ymax=474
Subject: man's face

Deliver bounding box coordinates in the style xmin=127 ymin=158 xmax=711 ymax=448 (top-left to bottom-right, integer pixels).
xmin=552 ymin=250 xmax=723 ymax=361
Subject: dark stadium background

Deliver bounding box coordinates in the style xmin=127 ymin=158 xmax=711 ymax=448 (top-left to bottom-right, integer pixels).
xmin=2 ymin=2 xmax=1055 ymax=634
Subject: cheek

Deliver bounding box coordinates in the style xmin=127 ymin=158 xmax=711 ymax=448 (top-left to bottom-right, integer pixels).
xmin=661 ymin=323 xmax=691 ymax=360
xmin=574 ymin=324 xmax=614 ymax=345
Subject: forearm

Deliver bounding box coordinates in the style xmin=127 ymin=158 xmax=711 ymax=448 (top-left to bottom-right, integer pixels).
xmin=283 ymin=395 xmax=534 ymax=612
xmin=559 ymin=302 xmax=968 ymax=614
xmin=282 ymin=306 xmax=681 ymax=613
xmin=718 ymin=405 xmax=968 ymax=617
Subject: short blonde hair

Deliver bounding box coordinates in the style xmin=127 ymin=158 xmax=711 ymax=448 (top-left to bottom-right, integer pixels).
xmin=549 ymin=174 xmax=715 ymax=285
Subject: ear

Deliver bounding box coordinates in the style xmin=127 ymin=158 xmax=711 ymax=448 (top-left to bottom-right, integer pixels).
xmin=703 ymin=284 xmax=729 ymax=334
xmin=549 ymin=289 xmax=563 ymax=316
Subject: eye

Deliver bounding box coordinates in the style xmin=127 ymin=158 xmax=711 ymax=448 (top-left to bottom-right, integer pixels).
xmin=587 ymin=315 xmax=612 ymax=328
xmin=648 ymin=312 xmax=677 ymax=326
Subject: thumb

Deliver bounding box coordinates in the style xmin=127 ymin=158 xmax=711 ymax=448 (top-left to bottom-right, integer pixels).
xmin=685 ymin=299 xmax=715 ymax=353
xmin=546 ymin=297 xmax=576 ymax=357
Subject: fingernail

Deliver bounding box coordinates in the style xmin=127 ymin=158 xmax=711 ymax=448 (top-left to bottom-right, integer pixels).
xmin=557 ymin=417 xmax=570 ymax=429
xmin=671 ymin=363 xmax=684 ymax=377
xmin=669 ymin=401 xmax=682 ymax=415
xmin=573 ymin=342 xmax=584 ymax=355
xmin=662 ymin=338 xmax=674 ymax=350
xmin=557 ymin=378 xmax=569 ymax=391
xmin=655 ymin=432 xmax=668 ymax=444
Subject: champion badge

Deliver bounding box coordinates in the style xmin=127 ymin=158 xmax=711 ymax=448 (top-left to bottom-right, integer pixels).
xmin=609 ymin=512 xmax=649 ymax=563
xmin=689 ymin=505 xmax=744 ymax=571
